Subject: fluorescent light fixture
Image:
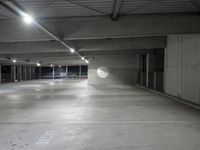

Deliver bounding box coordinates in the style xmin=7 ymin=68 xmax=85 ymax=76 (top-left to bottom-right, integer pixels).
xmin=36 ymin=63 xmax=41 ymax=66
xmin=23 ymin=14 xmax=33 ymax=24
xmin=85 ymin=60 xmax=89 ymax=64
xmin=81 ymin=57 xmax=85 ymax=60
xmin=70 ymin=48 xmax=75 ymax=53
xmin=12 ymin=59 xmax=16 ymax=63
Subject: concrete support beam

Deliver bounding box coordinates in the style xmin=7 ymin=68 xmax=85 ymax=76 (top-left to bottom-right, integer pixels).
xmin=19 ymin=66 xmax=22 ymax=81
xmin=146 ymin=54 xmax=149 ymax=87
xmin=0 ymin=65 xmax=1 ymax=84
xmin=136 ymin=54 xmax=139 ymax=82
xmin=154 ymin=72 xmax=157 ymax=90
xmin=66 ymin=66 xmax=68 ymax=78
xmin=79 ymin=65 xmax=81 ymax=79
xmin=0 ymin=50 xmax=153 ymax=62
xmin=39 ymin=67 xmax=41 ymax=80
xmin=13 ymin=66 xmax=16 ymax=82
xmin=24 ymin=66 xmax=27 ymax=81
xmin=11 ymin=66 xmax=14 ymax=82
xmin=112 ymin=0 xmax=122 ymax=19
xmin=0 ymin=36 xmax=166 ymax=54
xmin=29 ymin=67 xmax=32 ymax=80
xmin=52 ymin=66 xmax=55 ymax=79
xmin=28 ymin=66 xmax=31 ymax=80
xmin=0 ymin=15 xmax=199 ymax=42
xmin=165 ymin=34 xmax=200 ymax=104
xmin=31 ymin=67 xmax=35 ymax=80
xmin=16 ymin=66 xmax=19 ymax=81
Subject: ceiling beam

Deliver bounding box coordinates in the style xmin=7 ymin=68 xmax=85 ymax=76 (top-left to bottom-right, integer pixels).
xmin=64 ymin=0 xmax=107 ymax=15
xmin=0 ymin=0 xmax=87 ymax=62
xmin=0 ymin=49 xmax=152 ymax=60
xmin=0 ymin=14 xmax=199 ymax=42
xmin=190 ymin=0 xmax=200 ymax=12
xmin=0 ymin=36 xmax=166 ymax=54
xmin=112 ymin=0 xmax=122 ymax=20
xmin=0 ymin=49 xmax=153 ymax=65
xmin=0 ymin=59 xmax=85 ymax=66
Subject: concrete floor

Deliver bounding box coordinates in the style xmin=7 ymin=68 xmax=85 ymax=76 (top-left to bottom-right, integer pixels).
xmin=0 ymin=79 xmax=200 ymax=150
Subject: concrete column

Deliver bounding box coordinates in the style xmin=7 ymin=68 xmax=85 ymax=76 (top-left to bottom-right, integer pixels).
xmin=13 ymin=66 xmax=16 ymax=82
xmin=79 ymin=65 xmax=81 ymax=79
xmin=66 ymin=66 xmax=68 ymax=79
xmin=177 ymin=35 xmax=182 ymax=97
xmin=146 ymin=53 xmax=149 ymax=87
xmin=19 ymin=66 xmax=22 ymax=81
xmin=26 ymin=66 xmax=30 ymax=80
xmin=52 ymin=66 xmax=55 ymax=79
xmin=24 ymin=66 xmax=27 ymax=81
xmin=11 ymin=66 xmax=14 ymax=82
xmin=39 ymin=67 xmax=41 ymax=79
xmin=17 ymin=66 xmax=19 ymax=81
xmin=32 ymin=67 xmax=35 ymax=80
xmin=153 ymin=72 xmax=157 ymax=90
xmin=136 ymin=54 xmax=139 ymax=72
xmin=141 ymin=72 xmax=143 ymax=86
xmin=136 ymin=54 xmax=140 ymax=83
xmin=29 ymin=66 xmax=32 ymax=80
xmin=164 ymin=48 xmax=167 ymax=92
xmin=0 ymin=65 xmax=1 ymax=84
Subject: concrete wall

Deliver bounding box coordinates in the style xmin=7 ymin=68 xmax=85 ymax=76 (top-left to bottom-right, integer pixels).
xmin=88 ymin=55 xmax=137 ymax=85
xmin=164 ymin=34 xmax=200 ymax=104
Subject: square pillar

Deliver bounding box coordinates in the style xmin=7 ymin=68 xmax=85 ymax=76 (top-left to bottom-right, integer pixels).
xmin=24 ymin=66 xmax=27 ymax=80
xmin=153 ymin=72 xmax=157 ymax=90
xmin=66 ymin=66 xmax=68 ymax=79
xmin=31 ymin=67 xmax=35 ymax=80
xmin=29 ymin=66 xmax=31 ymax=80
xmin=146 ymin=54 xmax=149 ymax=87
xmin=39 ymin=67 xmax=41 ymax=79
xmin=13 ymin=66 xmax=16 ymax=82
xmin=0 ymin=65 xmax=1 ymax=84
xmin=19 ymin=66 xmax=22 ymax=81
xmin=79 ymin=65 xmax=81 ymax=79
xmin=52 ymin=66 xmax=55 ymax=79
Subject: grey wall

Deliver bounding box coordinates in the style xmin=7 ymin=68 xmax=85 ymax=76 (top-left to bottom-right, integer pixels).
xmin=88 ymin=55 xmax=137 ymax=85
xmin=164 ymin=34 xmax=200 ymax=104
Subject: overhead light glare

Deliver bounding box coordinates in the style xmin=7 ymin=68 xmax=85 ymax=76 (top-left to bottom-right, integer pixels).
xmin=36 ymin=63 xmax=41 ymax=67
xmin=50 ymin=64 xmax=53 ymax=67
xmin=70 ymin=48 xmax=75 ymax=53
xmin=12 ymin=59 xmax=16 ymax=63
xmin=81 ymin=57 xmax=85 ymax=60
xmin=85 ymin=60 xmax=89 ymax=64
xmin=23 ymin=14 xmax=34 ymax=24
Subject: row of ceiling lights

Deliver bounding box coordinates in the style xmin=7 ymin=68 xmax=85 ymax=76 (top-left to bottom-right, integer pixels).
xmin=0 ymin=0 xmax=89 ymax=66
xmin=23 ymin=14 xmax=89 ymax=65
xmin=8 ymin=14 xmax=89 ymax=67
xmin=11 ymin=59 xmax=40 ymax=66
xmin=11 ymin=59 xmax=70 ymax=68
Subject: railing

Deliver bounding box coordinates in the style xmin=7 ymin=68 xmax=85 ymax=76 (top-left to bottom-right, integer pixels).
xmin=37 ymin=74 xmax=88 ymax=79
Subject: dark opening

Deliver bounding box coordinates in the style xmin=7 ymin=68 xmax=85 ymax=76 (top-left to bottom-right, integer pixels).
xmin=137 ymin=49 xmax=164 ymax=92
xmin=68 ymin=66 xmax=79 ymax=79
xmin=54 ymin=66 xmax=66 ymax=79
xmin=1 ymin=65 xmax=11 ymax=83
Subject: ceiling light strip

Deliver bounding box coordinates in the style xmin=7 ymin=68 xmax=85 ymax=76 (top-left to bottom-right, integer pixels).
xmin=0 ymin=0 xmax=89 ymax=64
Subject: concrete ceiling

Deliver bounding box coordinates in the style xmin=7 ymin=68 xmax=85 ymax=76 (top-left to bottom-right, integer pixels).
xmin=0 ymin=0 xmax=200 ymax=19
xmin=0 ymin=0 xmax=200 ymax=66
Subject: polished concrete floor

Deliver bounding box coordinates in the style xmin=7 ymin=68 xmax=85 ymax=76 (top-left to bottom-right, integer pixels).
xmin=0 ymin=79 xmax=200 ymax=150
